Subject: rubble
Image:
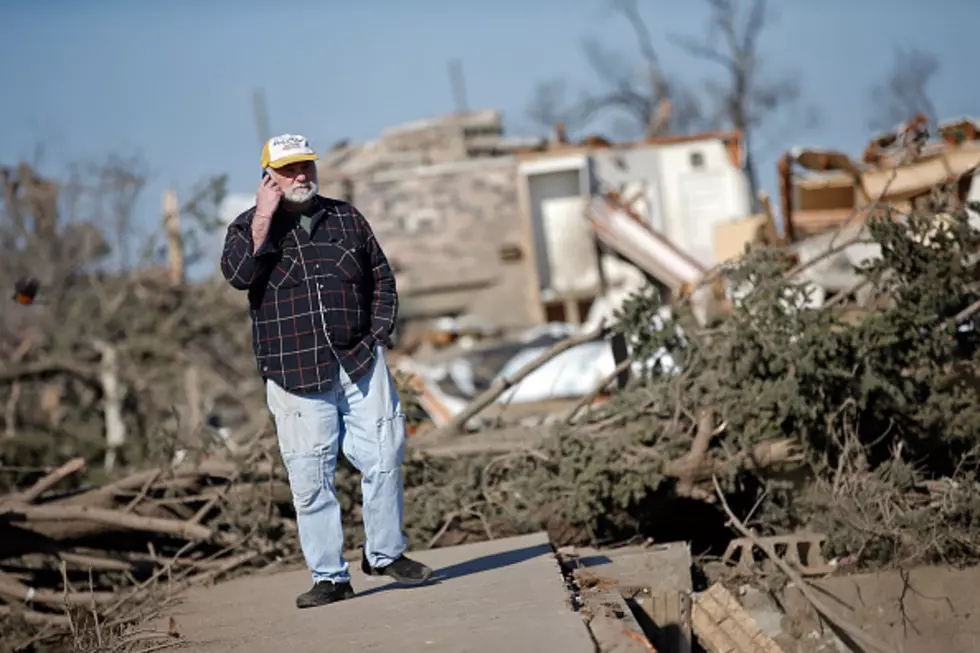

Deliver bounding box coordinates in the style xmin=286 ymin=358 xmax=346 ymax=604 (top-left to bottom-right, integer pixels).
xmin=692 ymin=583 xmax=786 ymax=653
xmin=6 ymin=109 xmax=980 ymax=651
xmin=720 ymin=533 xmax=834 ymax=578
xmin=776 ymin=114 xmax=980 ymax=243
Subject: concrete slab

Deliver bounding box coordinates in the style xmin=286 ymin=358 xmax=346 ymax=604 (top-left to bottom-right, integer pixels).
xmin=576 ymin=542 xmax=693 ymax=595
xmin=162 ymin=532 xmax=595 ymax=653
xmin=572 ymin=542 xmax=693 ymax=652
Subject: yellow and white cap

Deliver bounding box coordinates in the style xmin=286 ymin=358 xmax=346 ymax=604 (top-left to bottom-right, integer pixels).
xmin=260 ymin=133 xmax=319 ymax=170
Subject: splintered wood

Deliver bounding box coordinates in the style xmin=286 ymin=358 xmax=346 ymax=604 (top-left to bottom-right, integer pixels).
xmin=638 ymin=591 xmax=692 ymax=653
xmin=691 ymin=583 xmax=785 ymax=653
xmin=586 ymin=589 xmax=658 ymax=653
xmin=0 ymin=450 xmax=296 ymax=636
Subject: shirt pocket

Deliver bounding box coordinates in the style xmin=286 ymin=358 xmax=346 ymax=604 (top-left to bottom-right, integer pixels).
xmin=325 ymin=237 xmax=366 ymax=284
xmin=268 ymin=254 xmax=304 ymax=290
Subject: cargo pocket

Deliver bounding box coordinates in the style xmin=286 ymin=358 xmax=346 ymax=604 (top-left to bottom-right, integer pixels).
xmin=266 ymin=381 xmax=323 ymax=512
xmin=281 ymin=451 xmax=323 ymax=514
xmin=375 ymin=411 xmax=407 ymax=473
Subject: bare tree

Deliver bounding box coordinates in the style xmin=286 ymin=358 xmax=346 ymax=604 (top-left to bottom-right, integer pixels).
xmin=144 ymin=174 xmax=228 ymax=276
xmin=671 ymin=0 xmax=809 ymax=201
xmin=1 ymin=156 xmax=235 ymax=469
xmin=868 ymin=47 xmax=940 ymax=132
xmin=526 ymin=0 xmax=705 ymax=138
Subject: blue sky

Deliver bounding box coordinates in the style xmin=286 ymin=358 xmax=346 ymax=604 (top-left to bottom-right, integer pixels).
xmin=1 ymin=0 xmax=975 ymax=275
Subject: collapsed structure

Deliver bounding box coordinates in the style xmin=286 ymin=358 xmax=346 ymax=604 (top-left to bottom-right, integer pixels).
xmin=317 ymin=110 xmax=752 ymax=339
xmin=316 ymin=110 xmax=980 ymax=431
xmin=315 ymin=110 xmax=755 ymax=428
xmin=5 ymin=112 xmax=980 ymax=653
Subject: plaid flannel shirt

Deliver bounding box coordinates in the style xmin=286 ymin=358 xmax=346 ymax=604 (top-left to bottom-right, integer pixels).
xmin=220 ymin=196 xmax=398 ymax=394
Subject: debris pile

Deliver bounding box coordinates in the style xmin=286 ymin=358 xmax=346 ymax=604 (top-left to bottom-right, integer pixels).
xmin=4 ymin=117 xmax=980 ymax=650
xmin=0 ymin=441 xmax=300 ymax=649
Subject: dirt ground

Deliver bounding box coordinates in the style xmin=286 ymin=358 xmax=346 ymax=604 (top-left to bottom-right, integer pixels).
xmin=740 ymin=564 xmax=980 ymax=653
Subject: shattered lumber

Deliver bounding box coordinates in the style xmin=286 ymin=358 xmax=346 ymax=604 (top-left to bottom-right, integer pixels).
xmin=0 ymin=450 xmax=299 ymax=641
xmin=692 ymin=583 xmax=785 ymax=653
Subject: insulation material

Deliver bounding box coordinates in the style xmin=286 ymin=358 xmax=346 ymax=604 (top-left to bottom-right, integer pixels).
xmin=493 ymin=341 xmax=618 ymax=404
xmin=540 ymin=196 xmax=600 ymax=294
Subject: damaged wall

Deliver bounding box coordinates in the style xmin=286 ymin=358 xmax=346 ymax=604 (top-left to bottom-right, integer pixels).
xmin=592 ymin=139 xmax=752 ymax=268
xmin=344 ymin=157 xmax=539 ymax=330
xmin=318 ymin=109 xmax=547 ymax=332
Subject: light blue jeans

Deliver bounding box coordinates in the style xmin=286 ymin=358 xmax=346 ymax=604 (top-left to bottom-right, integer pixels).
xmin=265 ymin=344 xmax=408 ymax=584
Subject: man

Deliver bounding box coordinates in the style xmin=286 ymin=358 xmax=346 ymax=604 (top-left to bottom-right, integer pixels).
xmin=220 ymin=133 xmax=432 ymax=609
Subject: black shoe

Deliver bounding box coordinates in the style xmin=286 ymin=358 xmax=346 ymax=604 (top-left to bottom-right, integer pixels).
xmin=295 ymin=580 xmax=355 ymax=609
xmin=360 ymin=551 xmax=433 ymax=585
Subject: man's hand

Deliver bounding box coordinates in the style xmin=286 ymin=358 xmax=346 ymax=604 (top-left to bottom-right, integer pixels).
xmin=252 ymin=175 xmax=282 ymax=252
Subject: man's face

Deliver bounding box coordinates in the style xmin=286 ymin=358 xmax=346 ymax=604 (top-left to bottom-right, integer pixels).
xmin=268 ymin=160 xmax=318 ymax=204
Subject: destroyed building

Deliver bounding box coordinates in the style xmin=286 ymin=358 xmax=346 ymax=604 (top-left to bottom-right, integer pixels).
xmin=316 ymin=110 xmax=545 ymax=338
xmin=317 ymin=109 xmax=755 ymax=341
xmin=768 ymin=115 xmax=980 ymax=309
xmin=779 ymin=115 xmax=980 ymax=242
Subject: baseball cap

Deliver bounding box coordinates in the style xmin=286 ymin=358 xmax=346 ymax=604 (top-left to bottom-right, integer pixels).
xmin=261 ymin=134 xmax=319 ymax=169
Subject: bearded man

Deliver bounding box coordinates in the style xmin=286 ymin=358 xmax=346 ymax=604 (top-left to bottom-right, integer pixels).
xmin=220 ymin=133 xmax=431 ymax=609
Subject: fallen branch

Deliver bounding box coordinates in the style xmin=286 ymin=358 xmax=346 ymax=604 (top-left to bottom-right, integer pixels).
xmin=4 ymin=457 xmax=85 ymax=505
xmin=58 ymin=551 xmax=138 ymax=572
xmin=0 ymin=604 xmax=71 ymax=627
xmin=675 ymin=407 xmax=717 ymax=498
xmin=1 ymin=505 xmax=212 ymax=541
xmin=0 ymin=569 xmax=115 ymax=608
xmin=418 ymin=426 xmax=802 ymax=491
xmin=565 ymin=355 xmax=633 ymax=425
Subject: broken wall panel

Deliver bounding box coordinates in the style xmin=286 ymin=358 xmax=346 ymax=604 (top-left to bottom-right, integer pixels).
xmin=713 ymin=214 xmax=769 ymax=263
xmin=858 ymin=143 xmax=980 ymax=202
xmin=587 ymin=196 xmax=706 ymax=294
xmin=349 ymin=158 xmax=540 ymax=331
xmin=591 ymin=138 xmax=752 ymax=269
xmin=540 ymin=196 xmax=600 ymax=296
xmin=781 ymin=119 xmax=980 ymax=243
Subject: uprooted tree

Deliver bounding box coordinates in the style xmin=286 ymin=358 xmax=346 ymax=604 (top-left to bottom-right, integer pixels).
xmin=395 ymin=179 xmax=980 ymax=563
xmin=591 ymin=191 xmax=980 ymax=565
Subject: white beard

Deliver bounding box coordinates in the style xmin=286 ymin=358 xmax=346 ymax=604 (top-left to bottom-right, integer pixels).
xmin=283 ymin=181 xmax=318 ymax=205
